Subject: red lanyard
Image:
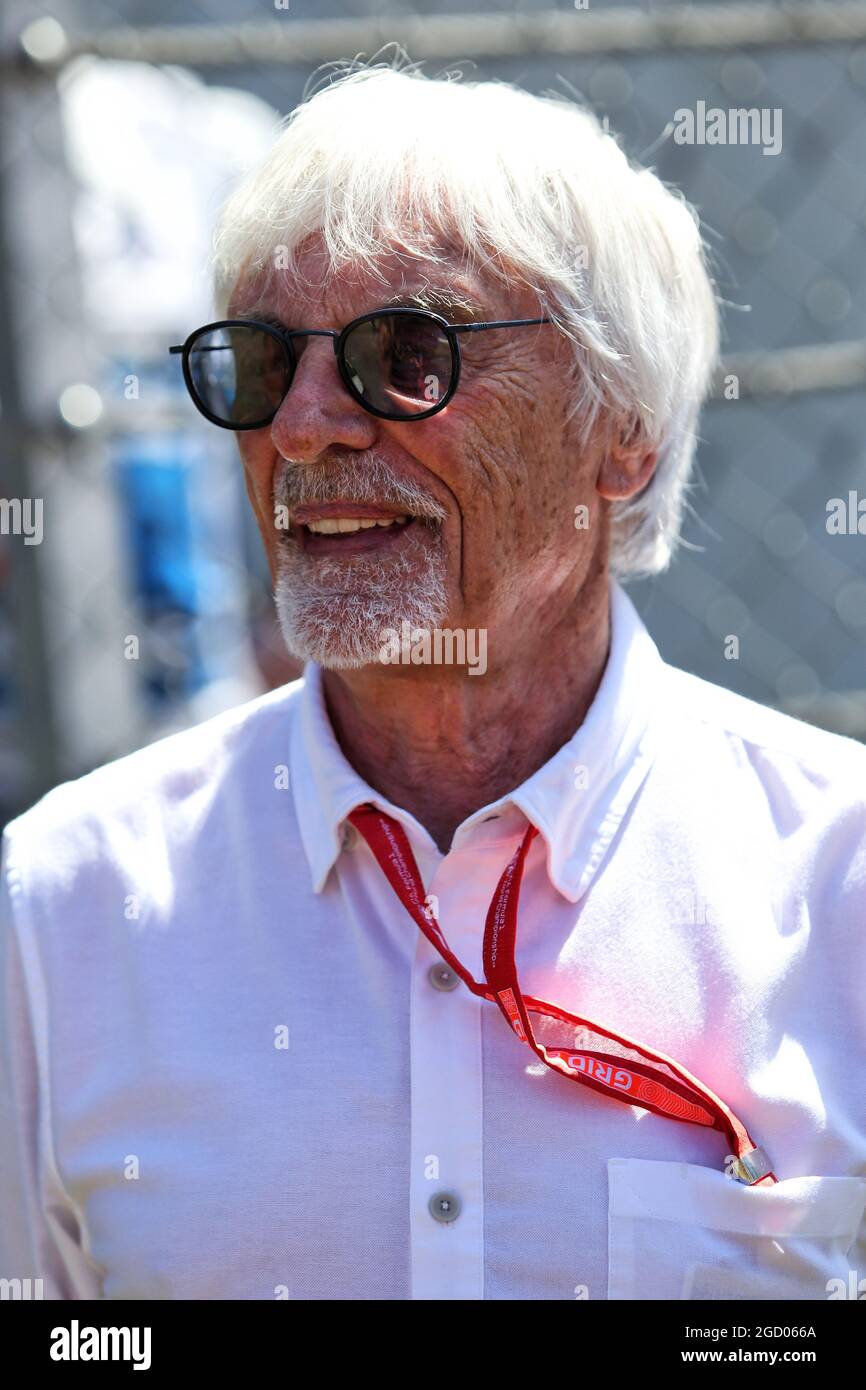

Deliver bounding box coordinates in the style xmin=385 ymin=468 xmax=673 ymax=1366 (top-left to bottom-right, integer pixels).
xmin=348 ymin=803 xmax=776 ymax=1187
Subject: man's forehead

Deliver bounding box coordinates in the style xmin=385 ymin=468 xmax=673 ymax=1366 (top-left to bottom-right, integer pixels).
xmin=228 ymin=256 xmax=492 ymax=324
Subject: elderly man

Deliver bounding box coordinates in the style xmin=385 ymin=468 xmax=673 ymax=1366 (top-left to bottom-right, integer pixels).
xmin=1 ymin=60 xmax=865 ymax=1303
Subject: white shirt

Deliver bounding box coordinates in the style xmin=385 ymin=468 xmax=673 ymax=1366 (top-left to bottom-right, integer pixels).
xmin=2 ymin=580 xmax=865 ymax=1302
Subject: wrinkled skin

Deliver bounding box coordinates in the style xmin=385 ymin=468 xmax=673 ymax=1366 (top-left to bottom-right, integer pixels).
xmin=230 ymin=233 xmax=657 ymax=849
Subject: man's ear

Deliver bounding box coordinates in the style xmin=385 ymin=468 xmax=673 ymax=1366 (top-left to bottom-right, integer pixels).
xmin=596 ymin=417 xmax=658 ymax=502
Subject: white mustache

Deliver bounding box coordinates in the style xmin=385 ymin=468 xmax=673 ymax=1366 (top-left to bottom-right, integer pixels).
xmin=273 ymin=455 xmax=447 ymax=522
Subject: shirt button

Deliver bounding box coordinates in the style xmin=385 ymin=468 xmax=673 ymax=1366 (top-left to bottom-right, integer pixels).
xmin=427 ymin=961 xmax=460 ymax=992
xmin=428 ymin=1191 xmax=462 ymax=1224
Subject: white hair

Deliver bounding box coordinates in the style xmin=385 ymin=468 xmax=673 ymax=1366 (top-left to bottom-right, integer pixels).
xmin=212 ymin=51 xmax=720 ymax=578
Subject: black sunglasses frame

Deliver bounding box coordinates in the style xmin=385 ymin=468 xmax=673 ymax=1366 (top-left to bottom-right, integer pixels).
xmin=168 ymin=308 xmax=553 ymax=429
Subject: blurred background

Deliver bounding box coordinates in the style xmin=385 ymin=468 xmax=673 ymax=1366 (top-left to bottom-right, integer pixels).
xmin=1 ymin=0 xmax=865 ymax=830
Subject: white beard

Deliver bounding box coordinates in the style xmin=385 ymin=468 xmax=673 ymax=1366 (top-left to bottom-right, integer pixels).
xmin=272 ymin=455 xmax=449 ymax=669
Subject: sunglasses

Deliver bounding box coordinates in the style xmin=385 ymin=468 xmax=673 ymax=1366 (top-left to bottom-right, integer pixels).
xmin=169 ymin=308 xmax=553 ymax=429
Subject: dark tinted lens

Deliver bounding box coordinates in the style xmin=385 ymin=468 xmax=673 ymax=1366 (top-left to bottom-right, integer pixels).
xmin=187 ymin=325 xmax=291 ymax=427
xmin=342 ymin=313 xmax=454 ymax=417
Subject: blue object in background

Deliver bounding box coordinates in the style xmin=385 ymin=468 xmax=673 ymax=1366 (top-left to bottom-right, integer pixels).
xmin=109 ymin=355 xmax=259 ymax=716
xmin=113 ymin=431 xmax=208 ymax=703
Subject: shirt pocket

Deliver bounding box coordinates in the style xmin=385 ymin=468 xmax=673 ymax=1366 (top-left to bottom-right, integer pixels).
xmin=607 ymin=1157 xmax=866 ymax=1301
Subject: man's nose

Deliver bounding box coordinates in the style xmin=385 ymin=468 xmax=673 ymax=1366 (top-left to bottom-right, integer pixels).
xmin=270 ymin=337 xmax=376 ymax=460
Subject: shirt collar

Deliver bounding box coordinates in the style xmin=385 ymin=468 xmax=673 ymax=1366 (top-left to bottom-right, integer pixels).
xmin=290 ymin=578 xmax=665 ymax=900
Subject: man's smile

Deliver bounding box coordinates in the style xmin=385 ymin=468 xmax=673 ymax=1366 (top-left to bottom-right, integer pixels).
xmin=287 ymin=501 xmax=424 ymax=556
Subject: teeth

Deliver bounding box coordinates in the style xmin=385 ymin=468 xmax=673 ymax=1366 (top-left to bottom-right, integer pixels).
xmin=305 ymin=515 xmax=409 ymax=535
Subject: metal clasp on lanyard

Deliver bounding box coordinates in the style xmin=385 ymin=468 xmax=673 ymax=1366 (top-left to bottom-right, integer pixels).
xmin=733 ymin=1147 xmax=775 ymax=1185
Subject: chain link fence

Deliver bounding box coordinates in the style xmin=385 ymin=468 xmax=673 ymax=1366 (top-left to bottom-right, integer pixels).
xmin=1 ymin=0 xmax=865 ymax=826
